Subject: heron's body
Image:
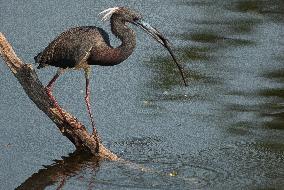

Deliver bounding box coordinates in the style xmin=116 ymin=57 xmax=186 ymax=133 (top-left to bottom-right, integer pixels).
xmin=35 ymin=26 xmax=110 ymax=69
xmin=35 ymin=22 xmax=135 ymax=69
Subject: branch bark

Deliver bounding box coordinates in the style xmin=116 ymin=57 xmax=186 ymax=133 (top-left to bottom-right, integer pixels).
xmin=0 ymin=32 xmax=119 ymax=161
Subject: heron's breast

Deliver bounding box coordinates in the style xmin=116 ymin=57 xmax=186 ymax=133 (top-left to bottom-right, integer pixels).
xmin=88 ymin=46 xmax=129 ymax=66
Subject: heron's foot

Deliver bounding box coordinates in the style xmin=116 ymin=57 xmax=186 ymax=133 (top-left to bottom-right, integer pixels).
xmin=91 ymin=133 xmax=101 ymax=143
xmin=90 ymin=133 xmax=101 ymax=153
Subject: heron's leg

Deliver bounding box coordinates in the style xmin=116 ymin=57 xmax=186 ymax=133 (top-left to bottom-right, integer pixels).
xmin=45 ymin=69 xmax=66 ymax=118
xmin=84 ymin=67 xmax=98 ymax=138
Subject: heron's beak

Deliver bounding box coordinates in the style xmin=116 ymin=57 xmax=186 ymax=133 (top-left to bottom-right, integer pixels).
xmin=133 ymin=20 xmax=188 ymax=86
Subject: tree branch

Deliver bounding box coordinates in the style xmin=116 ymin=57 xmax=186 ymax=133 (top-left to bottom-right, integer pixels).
xmin=0 ymin=32 xmax=119 ymax=161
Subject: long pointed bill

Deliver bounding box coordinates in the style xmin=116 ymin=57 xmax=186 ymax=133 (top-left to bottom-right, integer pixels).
xmin=133 ymin=20 xmax=188 ymax=86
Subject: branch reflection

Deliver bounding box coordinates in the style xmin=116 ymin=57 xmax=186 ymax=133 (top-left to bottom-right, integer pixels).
xmin=16 ymin=150 xmax=101 ymax=190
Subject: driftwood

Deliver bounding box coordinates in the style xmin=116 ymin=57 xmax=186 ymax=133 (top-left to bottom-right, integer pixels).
xmin=0 ymin=32 xmax=119 ymax=160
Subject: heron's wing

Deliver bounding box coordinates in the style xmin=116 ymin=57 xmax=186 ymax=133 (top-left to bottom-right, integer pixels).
xmin=35 ymin=26 xmax=110 ymax=69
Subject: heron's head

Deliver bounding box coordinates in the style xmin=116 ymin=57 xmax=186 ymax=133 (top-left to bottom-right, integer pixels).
xmin=99 ymin=7 xmax=188 ymax=86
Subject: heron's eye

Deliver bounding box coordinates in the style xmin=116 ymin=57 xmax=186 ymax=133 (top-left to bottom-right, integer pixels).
xmin=133 ymin=17 xmax=139 ymax=22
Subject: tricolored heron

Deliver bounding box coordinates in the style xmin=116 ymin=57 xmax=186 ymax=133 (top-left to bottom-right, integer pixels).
xmin=35 ymin=7 xmax=187 ymax=134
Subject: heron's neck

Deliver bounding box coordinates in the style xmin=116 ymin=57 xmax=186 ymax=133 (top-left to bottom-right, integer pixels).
xmin=110 ymin=17 xmax=136 ymax=61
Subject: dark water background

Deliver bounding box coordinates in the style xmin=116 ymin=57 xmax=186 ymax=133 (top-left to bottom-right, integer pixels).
xmin=0 ymin=0 xmax=284 ymax=189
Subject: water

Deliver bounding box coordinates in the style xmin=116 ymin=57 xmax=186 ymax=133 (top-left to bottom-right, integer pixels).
xmin=0 ymin=0 xmax=284 ymax=189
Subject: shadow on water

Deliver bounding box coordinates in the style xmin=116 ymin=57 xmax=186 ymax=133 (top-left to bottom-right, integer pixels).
xmin=259 ymin=55 xmax=284 ymax=130
xmin=225 ymin=54 xmax=284 ymax=131
xmin=16 ymin=151 xmax=101 ymax=190
xmin=141 ymin=0 xmax=284 ymax=188
xmin=215 ymin=2 xmax=284 ymax=181
xmin=228 ymin=0 xmax=284 ymax=23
